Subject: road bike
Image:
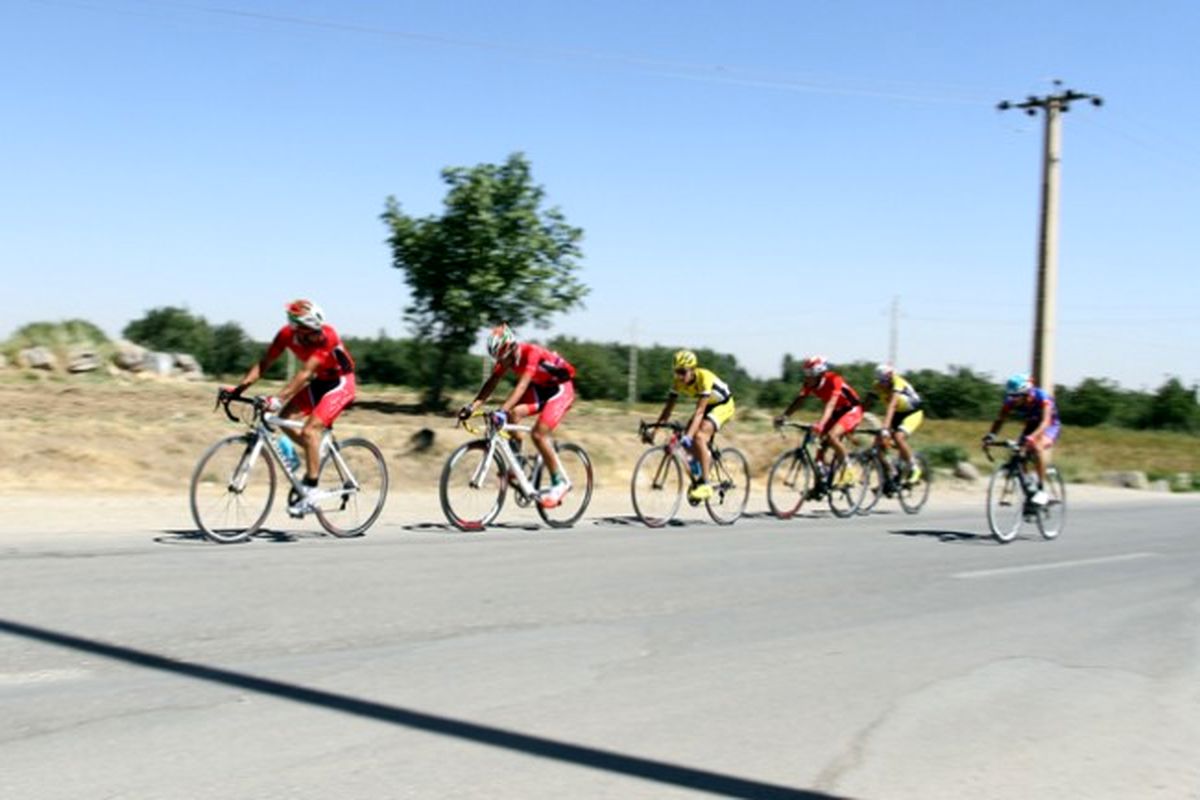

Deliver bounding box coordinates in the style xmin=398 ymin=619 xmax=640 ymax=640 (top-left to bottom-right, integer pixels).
xmin=439 ymin=411 xmax=593 ymax=531
xmin=854 ymin=427 xmax=931 ymax=515
xmin=189 ymin=391 xmax=389 ymax=543
xmin=983 ymin=439 xmax=1066 ymax=543
xmin=766 ymin=422 xmax=867 ymax=519
xmin=630 ymin=421 xmax=750 ymax=527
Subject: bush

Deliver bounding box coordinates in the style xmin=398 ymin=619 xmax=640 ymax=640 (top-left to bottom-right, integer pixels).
xmin=924 ymin=443 xmax=968 ymax=469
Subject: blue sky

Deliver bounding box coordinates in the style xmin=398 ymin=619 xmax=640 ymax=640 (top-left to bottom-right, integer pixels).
xmin=3 ymin=0 xmax=1198 ymax=390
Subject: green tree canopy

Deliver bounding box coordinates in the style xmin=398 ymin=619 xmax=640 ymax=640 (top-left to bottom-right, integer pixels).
xmin=381 ymin=152 xmax=588 ymax=407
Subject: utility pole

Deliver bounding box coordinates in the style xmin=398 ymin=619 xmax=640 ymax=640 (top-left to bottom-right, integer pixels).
xmin=998 ymin=81 xmax=1102 ymax=390
xmin=888 ymin=296 xmax=900 ymax=367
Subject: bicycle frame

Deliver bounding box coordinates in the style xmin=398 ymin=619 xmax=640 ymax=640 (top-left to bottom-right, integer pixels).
xmin=638 ymin=420 xmax=721 ymax=488
xmin=463 ymin=417 xmax=542 ymax=500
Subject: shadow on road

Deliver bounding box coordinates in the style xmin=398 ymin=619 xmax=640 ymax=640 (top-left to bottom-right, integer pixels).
xmin=889 ymin=528 xmax=995 ymax=544
xmin=154 ymin=528 xmax=344 ymax=546
xmin=0 ymin=617 xmax=841 ymax=800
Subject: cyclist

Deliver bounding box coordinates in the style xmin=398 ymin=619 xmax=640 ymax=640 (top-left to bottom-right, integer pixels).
xmin=983 ymin=373 xmax=1060 ymax=505
xmin=228 ymin=299 xmax=356 ymax=513
xmin=869 ymin=364 xmax=925 ymax=483
xmin=645 ymin=350 xmax=736 ymax=502
xmin=774 ymin=355 xmax=863 ymax=485
xmin=458 ymin=324 xmax=577 ymax=509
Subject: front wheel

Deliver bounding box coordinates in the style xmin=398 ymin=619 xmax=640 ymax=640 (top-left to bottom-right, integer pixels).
xmin=898 ymin=452 xmax=932 ymax=514
xmin=1036 ymin=468 xmax=1066 ymax=540
xmin=856 ymin=453 xmax=886 ymax=515
xmin=440 ymin=440 xmax=508 ymax=531
xmin=630 ymin=446 xmax=684 ymax=528
xmin=189 ymin=434 xmax=276 ymax=544
xmin=986 ymin=467 xmax=1024 ymax=543
xmin=706 ymin=447 xmax=750 ymax=525
xmin=766 ymin=449 xmax=811 ymax=519
xmin=313 ymin=437 xmax=389 ymax=537
xmin=534 ymin=442 xmax=594 ymax=528
xmin=827 ymin=456 xmax=867 ymax=519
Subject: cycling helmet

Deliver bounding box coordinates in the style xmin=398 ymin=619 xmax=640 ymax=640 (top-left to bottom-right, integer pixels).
xmin=802 ymin=355 xmax=828 ymax=377
xmin=1005 ymin=372 xmax=1033 ymax=397
xmin=486 ymin=324 xmax=517 ymax=360
xmin=875 ymin=363 xmax=895 ymax=384
xmin=286 ymin=299 xmax=325 ymax=331
xmin=673 ymin=350 xmax=698 ymax=370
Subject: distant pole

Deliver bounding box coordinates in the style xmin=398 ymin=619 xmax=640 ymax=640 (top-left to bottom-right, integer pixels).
xmin=627 ymin=319 xmax=638 ymax=406
xmin=998 ymin=81 xmax=1103 ymax=390
xmin=888 ymin=296 xmax=899 ymax=367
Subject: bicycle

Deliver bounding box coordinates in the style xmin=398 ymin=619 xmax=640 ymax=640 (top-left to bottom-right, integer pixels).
xmin=630 ymin=421 xmax=751 ymax=527
xmin=983 ymin=439 xmax=1066 ymax=543
xmin=854 ymin=427 xmax=931 ymax=515
xmin=766 ymin=422 xmax=867 ymax=519
xmin=439 ymin=411 xmax=594 ymax=531
xmin=189 ymin=390 xmax=389 ymax=544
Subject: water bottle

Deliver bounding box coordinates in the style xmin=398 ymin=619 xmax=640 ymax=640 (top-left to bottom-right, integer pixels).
xmin=277 ymin=435 xmax=301 ymax=473
xmin=688 ymin=454 xmax=703 ymax=480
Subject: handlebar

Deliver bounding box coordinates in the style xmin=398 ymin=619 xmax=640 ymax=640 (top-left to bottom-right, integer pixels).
xmin=982 ymin=439 xmax=1022 ymax=463
xmin=215 ymin=389 xmax=264 ymax=423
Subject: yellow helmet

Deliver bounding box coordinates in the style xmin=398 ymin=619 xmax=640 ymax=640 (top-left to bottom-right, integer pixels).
xmin=673 ymin=349 xmax=698 ymax=370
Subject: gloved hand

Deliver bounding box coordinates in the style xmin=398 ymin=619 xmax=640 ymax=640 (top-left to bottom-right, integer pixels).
xmin=457 ymin=404 xmax=474 ymax=421
xmin=680 ymin=435 xmax=693 ymax=450
xmin=489 ymin=409 xmax=508 ymax=428
xmin=982 ymin=432 xmax=996 ymax=445
xmin=879 ymin=427 xmax=892 ymax=439
xmin=264 ymin=396 xmax=283 ymax=413
xmin=640 ymin=429 xmax=655 ymax=446
xmin=811 ymin=422 xmax=824 ymax=437
xmin=773 ymin=415 xmax=786 ymax=429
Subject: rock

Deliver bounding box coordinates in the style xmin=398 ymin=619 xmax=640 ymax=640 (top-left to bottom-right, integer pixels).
xmin=1148 ymin=479 xmax=1171 ymax=493
xmin=113 ymin=340 xmax=148 ymax=371
xmin=0 ymin=352 xmax=8 ymax=369
xmin=67 ymin=346 xmax=102 ymax=373
xmin=1171 ymin=472 xmax=1193 ymax=492
xmin=1099 ymin=471 xmax=1149 ymax=490
xmin=173 ymin=353 xmax=202 ymax=373
xmin=18 ymin=346 xmax=57 ymax=371
xmin=953 ymin=461 xmax=981 ymax=482
xmin=142 ymin=351 xmax=175 ymax=376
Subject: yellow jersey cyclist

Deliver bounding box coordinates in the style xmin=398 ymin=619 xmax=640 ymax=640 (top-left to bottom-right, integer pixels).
xmin=870 ymin=364 xmax=925 ymax=483
xmin=645 ymin=350 xmax=736 ymax=502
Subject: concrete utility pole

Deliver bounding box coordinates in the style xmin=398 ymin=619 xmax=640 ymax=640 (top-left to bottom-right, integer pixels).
xmin=888 ymin=296 xmax=900 ymax=367
xmin=998 ymin=81 xmax=1102 ymax=390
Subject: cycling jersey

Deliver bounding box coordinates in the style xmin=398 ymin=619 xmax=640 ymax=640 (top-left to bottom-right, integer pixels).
xmin=1004 ymin=387 xmax=1061 ymax=442
xmin=670 ymin=368 xmax=733 ymax=406
xmin=801 ymin=371 xmax=861 ymax=410
xmin=265 ymin=325 xmax=355 ymax=381
xmin=875 ymin=374 xmax=922 ymax=413
xmin=493 ymin=342 xmax=576 ymax=387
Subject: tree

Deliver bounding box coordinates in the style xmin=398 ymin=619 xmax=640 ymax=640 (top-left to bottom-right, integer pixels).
xmin=381 ymin=153 xmax=588 ymax=408
xmin=123 ymin=307 xmax=213 ymax=369
xmin=1140 ymin=377 xmax=1199 ymax=432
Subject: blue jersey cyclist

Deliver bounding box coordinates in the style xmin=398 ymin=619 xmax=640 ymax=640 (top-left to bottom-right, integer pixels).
xmin=982 ymin=373 xmax=1061 ymax=505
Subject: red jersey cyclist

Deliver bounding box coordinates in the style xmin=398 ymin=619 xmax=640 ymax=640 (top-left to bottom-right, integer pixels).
xmin=457 ymin=324 xmax=577 ymax=509
xmin=229 ymin=299 xmax=356 ymax=513
xmin=645 ymin=350 xmax=736 ymax=503
xmin=983 ymin=373 xmax=1061 ymax=505
xmin=774 ymin=355 xmax=863 ymax=483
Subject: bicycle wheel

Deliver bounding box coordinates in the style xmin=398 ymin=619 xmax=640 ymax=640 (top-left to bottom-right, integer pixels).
xmin=534 ymin=442 xmax=594 ymax=528
xmin=1036 ymin=468 xmax=1067 ymax=540
xmin=630 ymin=446 xmax=684 ymax=528
xmin=986 ymin=467 xmax=1025 ymax=543
xmin=706 ymin=447 xmax=750 ymax=525
xmin=189 ymin=434 xmax=276 ymax=544
xmin=313 ymin=437 xmax=389 ymax=537
xmin=766 ymin=449 xmax=811 ymax=519
xmin=898 ymin=452 xmax=932 ymax=515
xmin=827 ymin=456 xmax=867 ymax=518
xmin=440 ymin=440 xmax=508 ymax=531
xmin=857 ymin=453 xmax=886 ymax=515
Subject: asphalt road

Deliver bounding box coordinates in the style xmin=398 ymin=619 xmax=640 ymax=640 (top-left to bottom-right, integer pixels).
xmin=2 ymin=497 xmax=1198 ymax=799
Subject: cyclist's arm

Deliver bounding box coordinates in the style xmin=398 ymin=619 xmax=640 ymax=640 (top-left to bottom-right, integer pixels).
xmin=233 ymin=335 xmax=286 ymax=393
xmin=881 ymin=393 xmax=899 ymax=431
xmin=685 ymin=395 xmax=710 ymax=440
xmin=655 ymin=395 xmax=677 ymax=426
xmin=497 ymin=370 xmax=535 ymax=415
xmin=464 ymin=369 xmax=506 ymax=416
xmin=276 ymin=354 xmax=321 ymax=406
xmin=780 ymin=392 xmax=805 ymax=418
xmin=986 ymin=406 xmax=1010 ymax=437
xmin=1026 ymin=401 xmax=1051 ymax=440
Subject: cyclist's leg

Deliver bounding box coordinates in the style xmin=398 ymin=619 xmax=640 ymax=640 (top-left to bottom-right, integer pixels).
xmin=827 ymin=406 xmax=862 ymax=477
xmin=529 ymin=382 xmax=574 ymax=478
xmin=894 ymin=409 xmax=923 ymax=471
xmin=304 ymin=375 xmax=356 ymax=481
xmin=695 ymin=401 xmax=734 ymax=480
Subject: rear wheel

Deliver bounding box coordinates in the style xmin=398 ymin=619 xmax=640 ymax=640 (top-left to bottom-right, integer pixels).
xmin=190 ymin=435 xmax=276 ymax=544
xmin=631 ymin=447 xmax=684 ymax=528
xmin=827 ymin=455 xmax=867 ymax=518
xmin=766 ymin=449 xmax=811 ymax=519
xmin=440 ymin=440 xmax=507 ymax=531
xmin=706 ymin=447 xmax=750 ymax=525
xmin=857 ymin=453 xmax=886 ymax=515
xmin=313 ymin=437 xmax=389 ymax=537
xmin=986 ymin=467 xmax=1024 ymax=543
xmin=1036 ymin=468 xmax=1067 ymax=540
xmin=534 ymin=442 xmax=594 ymax=528
xmin=898 ymin=452 xmax=932 ymax=514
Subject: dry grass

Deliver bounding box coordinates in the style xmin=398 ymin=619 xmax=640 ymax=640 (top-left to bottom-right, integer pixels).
xmin=1 ymin=374 xmax=1195 ymax=495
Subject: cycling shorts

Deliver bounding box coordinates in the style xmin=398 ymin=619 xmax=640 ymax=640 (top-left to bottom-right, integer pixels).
xmin=826 ymin=405 xmax=863 ymax=436
xmin=290 ymin=373 xmax=356 ymax=427
xmin=703 ymin=399 xmax=736 ymax=432
xmin=1024 ymin=421 xmax=1060 ymax=448
xmin=893 ymin=408 xmax=924 ymax=436
xmin=516 ymin=380 xmax=575 ymax=431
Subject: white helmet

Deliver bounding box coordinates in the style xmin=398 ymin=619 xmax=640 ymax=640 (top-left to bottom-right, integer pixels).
xmin=286 ymin=299 xmax=325 ymax=331
xmin=875 ymin=363 xmax=895 ymax=383
xmin=802 ymin=355 xmax=828 ymax=377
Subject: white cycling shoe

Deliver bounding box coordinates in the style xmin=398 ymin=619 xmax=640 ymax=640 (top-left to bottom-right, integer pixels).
xmin=538 ymin=480 xmax=572 ymax=509
xmin=1030 ymin=489 xmax=1049 ymax=506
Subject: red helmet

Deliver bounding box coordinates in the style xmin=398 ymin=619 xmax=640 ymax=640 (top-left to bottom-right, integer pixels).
xmin=802 ymin=355 xmax=828 ymax=377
